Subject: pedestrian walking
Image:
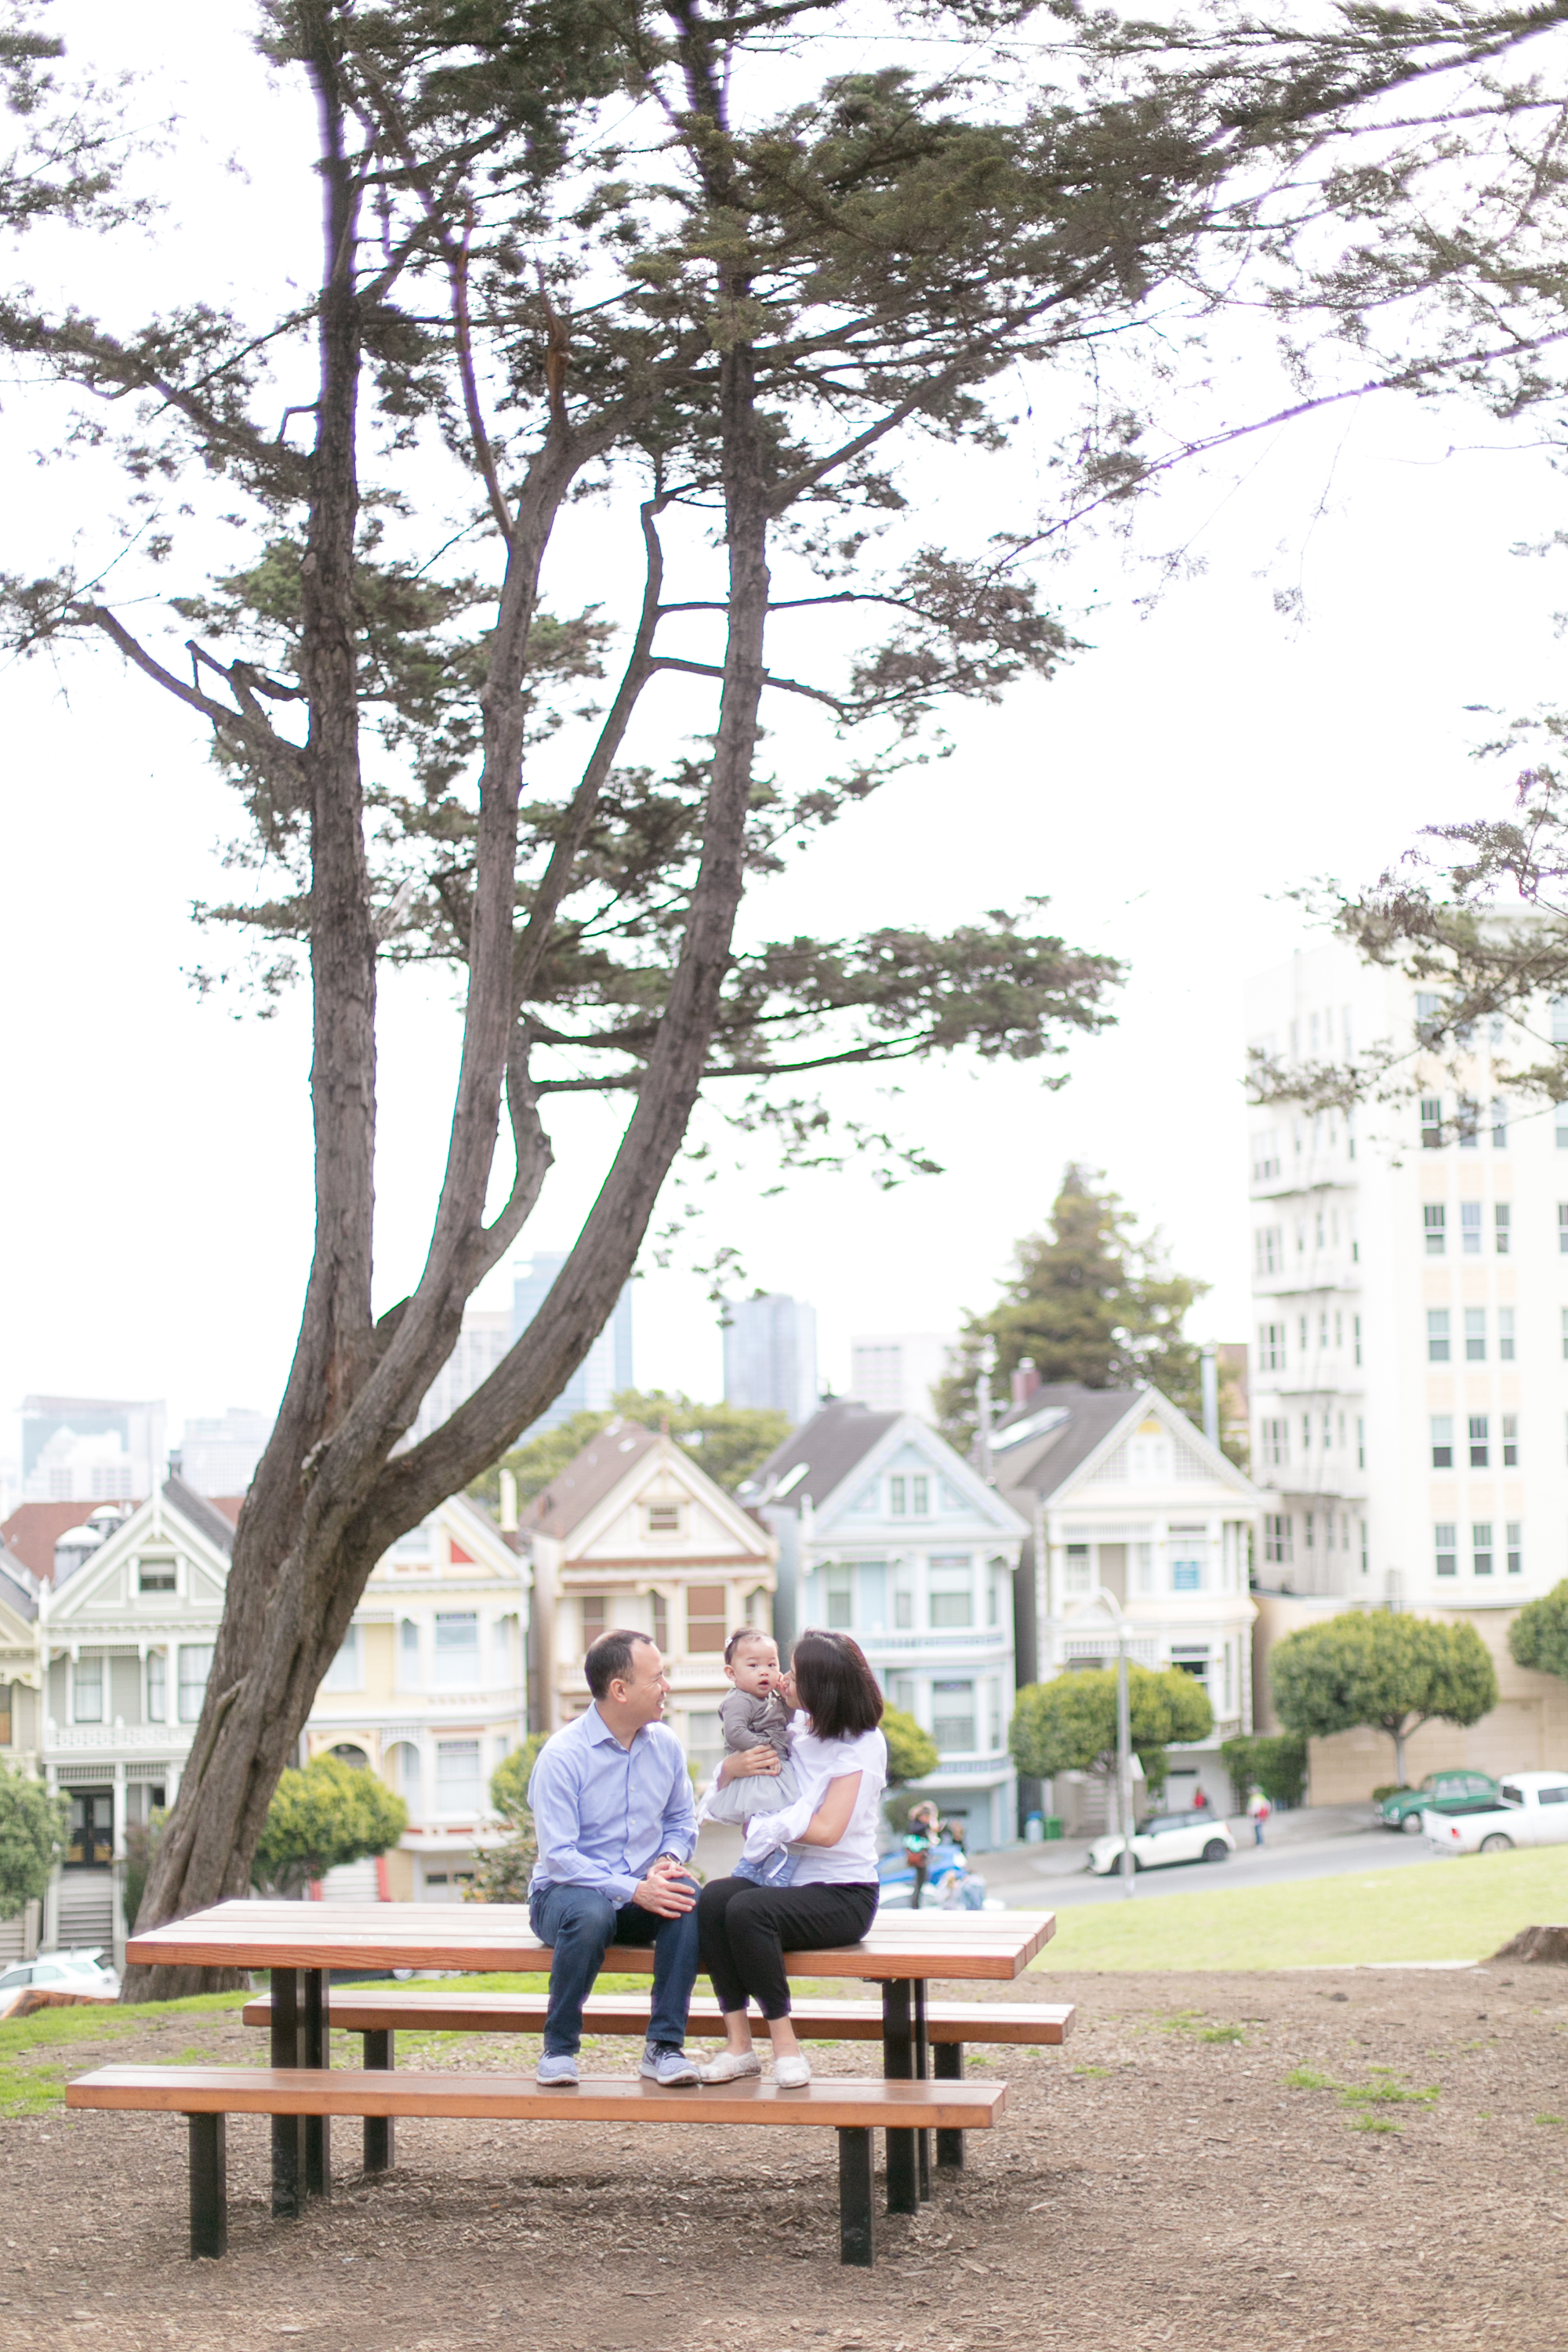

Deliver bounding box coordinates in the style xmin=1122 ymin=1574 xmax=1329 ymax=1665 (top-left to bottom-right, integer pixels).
xmin=1247 ymin=1790 xmax=1272 ymax=1846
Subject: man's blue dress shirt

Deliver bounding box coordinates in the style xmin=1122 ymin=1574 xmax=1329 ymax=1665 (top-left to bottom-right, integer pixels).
xmin=528 ymin=1706 xmax=697 ymax=1905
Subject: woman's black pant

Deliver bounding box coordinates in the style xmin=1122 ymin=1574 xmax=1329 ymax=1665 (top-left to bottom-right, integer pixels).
xmin=698 ymin=1877 xmax=879 ymax=2021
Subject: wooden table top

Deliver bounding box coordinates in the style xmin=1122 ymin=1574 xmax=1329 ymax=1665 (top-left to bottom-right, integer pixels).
xmin=128 ymin=1900 xmax=1055 ymax=1981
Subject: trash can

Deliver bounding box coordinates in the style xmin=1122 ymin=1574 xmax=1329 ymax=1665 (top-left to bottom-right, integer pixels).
xmin=1023 ymin=1813 xmax=1044 ymax=1844
xmin=1044 ymin=1816 xmax=1065 ymax=1842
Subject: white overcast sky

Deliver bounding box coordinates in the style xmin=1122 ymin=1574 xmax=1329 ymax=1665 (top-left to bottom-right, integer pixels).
xmin=2 ymin=0 xmax=1563 ymax=1466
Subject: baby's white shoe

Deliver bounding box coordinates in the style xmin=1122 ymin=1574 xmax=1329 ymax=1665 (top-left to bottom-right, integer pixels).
xmin=699 ymin=2050 xmax=761 ymax=2083
xmin=771 ymin=2054 xmax=811 ymax=2089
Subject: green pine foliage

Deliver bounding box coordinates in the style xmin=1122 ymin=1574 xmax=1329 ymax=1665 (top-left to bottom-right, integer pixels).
xmin=252 ymin=1755 xmax=409 ymax=1898
xmin=1010 ymin=1665 xmax=1214 ymax=1804
xmin=936 ymin=1167 xmax=1238 ymax=1454
xmin=0 ymin=1768 xmax=65 ymax=1923
xmin=1269 ymin=1613 xmax=1498 ymax=1784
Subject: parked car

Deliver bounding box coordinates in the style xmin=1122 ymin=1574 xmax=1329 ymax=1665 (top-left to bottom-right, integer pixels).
xmin=1423 ymin=1770 xmax=1568 ymax=1856
xmin=0 ymin=1947 xmax=119 ymax=2016
xmin=1379 ymin=1771 xmax=1500 ymax=1833
xmin=1087 ymin=1811 xmax=1236 ymax=1875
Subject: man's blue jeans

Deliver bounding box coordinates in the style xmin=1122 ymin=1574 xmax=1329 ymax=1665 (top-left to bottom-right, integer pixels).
xmin=529 ymin=1880 xmax=699 ymax=2058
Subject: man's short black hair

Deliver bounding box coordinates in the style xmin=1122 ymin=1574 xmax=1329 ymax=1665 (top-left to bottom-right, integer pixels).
xmin=585 ymin=1628 xmax=656 ymax=1700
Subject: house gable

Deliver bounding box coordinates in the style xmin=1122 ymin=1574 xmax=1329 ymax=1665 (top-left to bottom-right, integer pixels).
xmin=812 ymin=1415 xmax=1025 ymax=1544
xmin=569 ymin=1438 xmax=773 ymax=1568
xmin=45 ymin=1484 xmax=234 ymax=1630
xmin=1045 ymin=1392 xmax=1256 ymax=1512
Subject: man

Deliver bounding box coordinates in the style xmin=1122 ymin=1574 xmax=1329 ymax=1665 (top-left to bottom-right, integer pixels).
xmin=527 ymin=1628 xmax=700 ymax=2087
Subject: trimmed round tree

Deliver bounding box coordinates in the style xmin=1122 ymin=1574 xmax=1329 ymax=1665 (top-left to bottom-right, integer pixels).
xmin=466 ymin=1733 xmax=549 ymax=1904
xmin=1269 ymin=1612 xmax=1497 ymax=1788
xmin=1510 ymin=1582 xmax=1568 ymax=1684
xmin=0 ymin=1768 xmax=66 ymax=1925
xmin=252 ymin=1755 xmax=408 ymax=1898
xmin=1010 ymin=1667 xmax=1213 ymax=1811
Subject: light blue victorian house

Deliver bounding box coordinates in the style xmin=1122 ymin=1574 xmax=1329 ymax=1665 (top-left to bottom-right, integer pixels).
xmin=742 ymin=1402 xmax=1028 ymax=1849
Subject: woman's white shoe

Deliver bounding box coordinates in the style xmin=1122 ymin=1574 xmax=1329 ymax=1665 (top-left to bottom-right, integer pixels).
xmin=771 ymin=2055 xmax=812 ymax=2089
xmin=699 ymin=2050 xmax=761 ymax=2083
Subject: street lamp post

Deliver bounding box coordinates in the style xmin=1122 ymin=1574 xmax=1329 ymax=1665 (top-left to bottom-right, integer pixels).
xmin=1116 ymin=1621 xmax=1136 ymax=1898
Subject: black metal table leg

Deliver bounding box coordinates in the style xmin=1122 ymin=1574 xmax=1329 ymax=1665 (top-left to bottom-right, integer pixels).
xmin=302 ymin=1966 xmax=331 ymax=2198
xmin=189 ymin=2114 xmax=227 ymax=2259
xmin=880 ymin=1979 xmax=917 ymax=2216
xmin=269 ymin=1966 xmax=303 ymax=2219
xmin=838 ymin=2126 xmax=875 ymax=2266
xmin=913 ymin=1977 xmax=931 ymax=2200
xmin=363 ymin=2027 xmax=395 ymax=2172
xmin=935 ymin=2040 xmax=966 ymax=2170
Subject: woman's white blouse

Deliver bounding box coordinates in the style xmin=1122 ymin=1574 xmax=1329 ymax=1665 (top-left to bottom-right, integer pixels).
xmin=786 ymin=1722 xmax=887 ymax=1886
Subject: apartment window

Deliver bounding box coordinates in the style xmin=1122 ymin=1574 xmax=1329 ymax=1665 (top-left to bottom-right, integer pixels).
xmin=1421 ymin=1096 xmax=1443 ymax=1149
xmin=1063 ymin=1544 xmax=1091 ymax=1597
xmin=1417 ymin=990 xmax=1443 ymax=1026
xmin=1357 ymin=1416 xmax=1366 ymax=1469
xmin=1261 ymin=1417 xmax=1288 ymax=1468
xmin=1254 ymin=1226 xmax=1282 ymax=1277
xmin=1171 ymin=1557 xmax=1202 ymax=1592
xmin=646 ymin=1501 xmax=681 ymax=1534
xmin=1465 ymin=1308 xmax=1486 ymax=1363
xmin=895 ymin=1588 xmax=914 ymax=1629
xmin=1334 ymin=1310 xmax=1343 ymax=1348
xmin=322 ymin=1625 xmax=363 ymax=1691
xmin=911 ymin=1475 xmax=930 ymax=1516
xmin=1251 ymin=1131 xmax=1280 ymax=1181
xmin=1322 ymin=1410 xmax=1333 ymax=1450
xmin=1319 ymin=1310 xmax=1330 ymax=1348
xmin=1499 ymin=1307 xmax=1515 ymax=1363
xmin=1435 ymin=1523 xmax=1457 ymax=1577
xmin=72 ymin=1656 xmax=103 ymax=1725
xmin=1301 ymin=1414 xmax=1312 ymax=1456
xmin=1461 ymin=1203 xmax=1481 ymax=1254
xmin=1554 ymin=995 xmax=1568 ymax=1044
xmin=652 ymin=1592 xmax=669 ymax=1650
xmin=138 ymin=1559 xmax=176 ymax=1593
xmin=1258 ymin=1322 xmax=1284 ymax=1373
xmin=435 ymin=1739 xmax=483 ymax=1814
xmin=179 ymin=1644 xmax=213 ymax=1722
xmin=1458 ymin=1097 xmax=1479 ymax=1149
xmin=1508 ymin=1522 xmax=1523 ymax=1576
xmin=1304 ymin=1512 xmax=1316 ymax=1552
xmin=688 ymin=1584 xmax=728 ymax=1651
xmin=1558 ymin=1101 xmax=1568 ymax=1149
xmin=1503 ymin=1414 xmax=1519 ymax=1468
xmin=929 ymin=1557 xmax=975 ymax=1628
xmin=1360 ymin=1521 xmax=1369 ymax=1575
xmin=1422 ymin=1204 xmax=1446 ymax=1256
xmin=1472 ymin=1522 xmax=1494 ymax=1577
xmin=1298 ymin=1315 xmax=1308 ymax=1354
xmin=1430 ymin=1415 xmax=1454 ymax=1469
xmin=1468 ymin=1415 xmax=1490 ymax=1469
xmin=822 ymin=1566 xmax=854 ymax=1630
xmin=146 ymin=1650 xmax=166 ymax=1722
xmin=1493 ymin=1098 xmax=1508 ymax=1149
xmin=435 ymin=1611 xmax=481 ymax=1687
xmin=1495 ymin=1203 xmax=1511 ymax=1254
xmin=889 ymin=1477 xmax=906 ymax=1517
xmin=1428 ymin=1310 xmax=1450 ymax=1363
xmin=1263 ymin=1513 xmax=1291 ymax=1565
xmin=1354 ymin=1314 xmax=1363 ymax=1366
xmin=931 ymin=1680 xmax=976 ymax=1753
xmin=400 ymin=1618 xmax=420 ymax=1685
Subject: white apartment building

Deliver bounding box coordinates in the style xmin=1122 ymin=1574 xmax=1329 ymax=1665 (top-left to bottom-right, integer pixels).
xmin=1247 ymin=940 xmax=1568 ymax=1615
xmin=847 ymin=1334 xmax=956 ymax=1419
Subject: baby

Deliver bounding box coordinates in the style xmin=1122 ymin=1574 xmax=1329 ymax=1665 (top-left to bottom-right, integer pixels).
xmin=700 ymin=1631 xmax=800 ymax=1884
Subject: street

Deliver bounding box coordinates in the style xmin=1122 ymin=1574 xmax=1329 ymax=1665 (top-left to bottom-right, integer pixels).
xmin=973 ymin=1805 xmax=1447 ymax=1907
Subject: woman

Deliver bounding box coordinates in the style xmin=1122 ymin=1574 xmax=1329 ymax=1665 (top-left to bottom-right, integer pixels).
xmin=696 ymin=1628 xmax=886 ymax=2089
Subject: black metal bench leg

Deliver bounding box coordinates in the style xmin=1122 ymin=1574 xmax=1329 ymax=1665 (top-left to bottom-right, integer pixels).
xmin=838 ymin=2127 xmax=875 ymax=2267
xmin=189 ymin=2114 xmax=227 ymax=2259
xmin=362 ymin=2027 xmax=395 ymax=2172
xmin=303 ymin=1966 xmax=330 ymax=2199
xmin=270 ymin=1966 xmax=303 ymax=2219
xmin=880 ymin=1980 xmax=917 ymax=2216
xmin=935 ymin=2040 xmax=965 ymax=2170
xmin=913 ymin=1978 xmax=931 ymax=2200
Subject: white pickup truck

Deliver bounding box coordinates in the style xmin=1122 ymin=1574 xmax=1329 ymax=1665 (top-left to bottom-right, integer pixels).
xmin=1423 ymin=1769 xmax=1568 ymax=1854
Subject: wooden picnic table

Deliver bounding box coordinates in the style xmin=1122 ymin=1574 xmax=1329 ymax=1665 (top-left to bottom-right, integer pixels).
xmin=127 ymin=1900 xmax=1054 ymax=2218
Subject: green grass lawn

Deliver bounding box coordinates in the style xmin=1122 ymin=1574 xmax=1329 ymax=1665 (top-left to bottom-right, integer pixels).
xmin=1027 ymin=1846 xmax=1568 ymax=1973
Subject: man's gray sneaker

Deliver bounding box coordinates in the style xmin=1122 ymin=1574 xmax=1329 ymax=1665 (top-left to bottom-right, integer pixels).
xmin=536 ymin=2052 xmax=579 ymax=2086
xmin=640 ymin=2042 xmax=699 ymax=2086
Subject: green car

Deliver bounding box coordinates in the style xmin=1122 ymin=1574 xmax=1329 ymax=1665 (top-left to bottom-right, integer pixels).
xmin=1379 ymin=1771 xmax=1500 ymax=1832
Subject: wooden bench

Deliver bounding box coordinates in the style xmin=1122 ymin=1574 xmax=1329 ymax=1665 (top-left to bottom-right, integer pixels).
xmin=66 ymin=2064 xmax=1006 ymax=2267
xmin=241 ymin=1987 xmax=1073 ymax=2173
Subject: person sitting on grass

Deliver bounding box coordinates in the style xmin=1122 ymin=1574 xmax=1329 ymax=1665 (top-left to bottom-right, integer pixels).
xmin=527 ymin=1628 xmax=700 ymax=2088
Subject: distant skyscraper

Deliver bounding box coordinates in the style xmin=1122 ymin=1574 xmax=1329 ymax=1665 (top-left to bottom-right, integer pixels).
xmin=511 ymin=1253 xmax=634 ymax=1436
xmin=722 ymin=1294 xmax=818 ymax=1426
xmin=848 ymin=1334 xmax=956 ymax=1422
xmin=408 ymin=1310 xmax=512 ymax=1445
xmin=180 ymin=1408 xmax=276 ymax=1497
xmin=21 ymin=1396 xmax=166 ymax=1504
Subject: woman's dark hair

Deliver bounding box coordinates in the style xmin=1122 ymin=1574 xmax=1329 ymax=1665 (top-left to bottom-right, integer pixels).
xmin=790 ymin=1629 xmax=884 ymax=1741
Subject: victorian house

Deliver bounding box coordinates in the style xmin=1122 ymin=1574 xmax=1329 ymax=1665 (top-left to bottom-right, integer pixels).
xmin=742 ymin=1402 xmax=1029 ymax=1851
xmin=517 ymin=1420 xmax=777 ymax=1779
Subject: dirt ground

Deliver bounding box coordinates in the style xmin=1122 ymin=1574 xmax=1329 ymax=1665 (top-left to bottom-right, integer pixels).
xmin=2 ymin=1964 xmax=1566 ymax=2352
